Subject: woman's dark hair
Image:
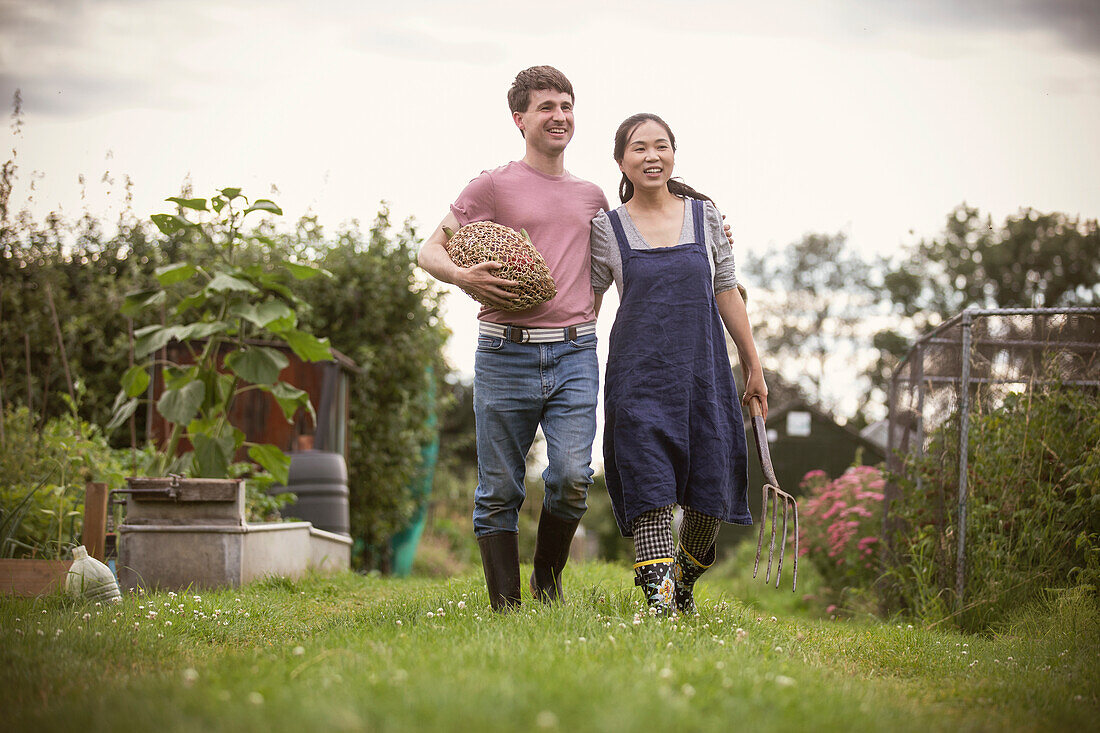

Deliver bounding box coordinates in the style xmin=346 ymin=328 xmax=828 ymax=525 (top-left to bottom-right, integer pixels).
xmin=613 ymin=113 xmax=713 ymax=204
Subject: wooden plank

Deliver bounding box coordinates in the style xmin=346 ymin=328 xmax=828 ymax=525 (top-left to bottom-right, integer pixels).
xmin=0 ymin=559 xmax=70 ymax=596
xmin=83 ymin=482 xmax=109 ymax=560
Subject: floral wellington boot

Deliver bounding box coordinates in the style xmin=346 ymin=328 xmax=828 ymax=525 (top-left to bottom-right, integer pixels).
xmin=634 ymin=559 xmax=676 ymax=614
xmin=673 ymin=543 xmax=715 ymax=615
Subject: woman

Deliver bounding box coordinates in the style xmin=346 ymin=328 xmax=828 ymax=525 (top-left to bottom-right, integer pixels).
xmin=591 ymin=113 xmax=768 ymax=614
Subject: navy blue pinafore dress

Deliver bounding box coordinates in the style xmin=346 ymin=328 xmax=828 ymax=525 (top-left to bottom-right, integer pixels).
xmin=603 ymin=198 xmax=752 ymax=537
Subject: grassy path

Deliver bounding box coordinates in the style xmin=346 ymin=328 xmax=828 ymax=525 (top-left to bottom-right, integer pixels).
xmin=2 ymin=561 xmax=1096 ymax=732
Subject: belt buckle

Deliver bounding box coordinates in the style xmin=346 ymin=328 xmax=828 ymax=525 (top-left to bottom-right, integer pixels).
xmin=506 ymin=326 xmax=530 ymax=344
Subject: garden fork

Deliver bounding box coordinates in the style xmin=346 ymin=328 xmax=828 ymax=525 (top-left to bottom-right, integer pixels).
xmin=748 ymin=395 xmax=799 ymax=591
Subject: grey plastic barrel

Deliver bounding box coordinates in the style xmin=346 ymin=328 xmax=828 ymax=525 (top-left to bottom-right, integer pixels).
xmin=282 ymin=451 xmax=350 ymax=536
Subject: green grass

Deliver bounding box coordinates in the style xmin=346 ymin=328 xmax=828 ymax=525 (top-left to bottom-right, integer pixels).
xmin=2 ymin=559 xmax=1096 ymax=733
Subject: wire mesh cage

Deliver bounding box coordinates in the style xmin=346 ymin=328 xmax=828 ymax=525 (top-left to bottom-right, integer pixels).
xmin=884 ymin=307 xmax=1100 ymax=609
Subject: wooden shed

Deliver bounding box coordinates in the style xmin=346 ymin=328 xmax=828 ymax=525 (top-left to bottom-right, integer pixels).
xmin=719 ymin=379 xmax=886 ymax=550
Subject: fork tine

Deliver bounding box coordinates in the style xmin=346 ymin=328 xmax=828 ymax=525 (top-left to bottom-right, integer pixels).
xmin=775 ymin=495 xmax=789 ymax=588
xmin=791 ymin=497 xmax=799 ymax=592
xmin=765 ymin=486 xmax=779 ymax=584
xmin=753 ymin=485 xmax=768 ymax=578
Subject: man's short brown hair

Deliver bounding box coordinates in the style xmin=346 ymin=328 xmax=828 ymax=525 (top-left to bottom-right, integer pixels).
xmin=507 ymin=66 xmax=575 ymax=114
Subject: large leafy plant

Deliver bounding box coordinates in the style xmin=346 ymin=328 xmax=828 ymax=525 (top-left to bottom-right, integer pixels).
xmin=109 ymin=188 xmax=332 ymax=485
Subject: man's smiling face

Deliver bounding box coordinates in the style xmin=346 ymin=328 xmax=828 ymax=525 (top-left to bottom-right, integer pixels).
xmin=513 ymin=89 xmax=574 ymax=156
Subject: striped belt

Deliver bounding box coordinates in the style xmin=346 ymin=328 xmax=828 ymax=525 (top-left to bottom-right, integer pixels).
xmin=478 ymin=321 xmax=596 ymax=344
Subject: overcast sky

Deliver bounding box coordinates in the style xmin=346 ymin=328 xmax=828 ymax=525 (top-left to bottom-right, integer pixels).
xmin=3 ymin=0 xmax=1099 ymax=419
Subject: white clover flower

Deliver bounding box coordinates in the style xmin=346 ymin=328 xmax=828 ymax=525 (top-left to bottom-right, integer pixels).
xmin=427 ymin=612 xmax=434 ymax=618
xmin=457 ymin=601 xmax=465 ymax=610
xmin=182 ymin=668 xmax=199 ymax=685
xmin=248 ymin=692 xmax=264 ymax=705
xmin=293 ymin=646 xmax=305 ymax=656
xmin=658 ymin=667 xmax=672 ymax=679
xmin=775 ymin=675 xmax=795 ymax=687
xmin=681 ymin=684 xmax=696 ymax=698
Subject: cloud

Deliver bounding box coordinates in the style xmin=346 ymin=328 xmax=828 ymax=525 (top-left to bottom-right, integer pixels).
xmin=880 ymin=0 xmax=1100 ymax=56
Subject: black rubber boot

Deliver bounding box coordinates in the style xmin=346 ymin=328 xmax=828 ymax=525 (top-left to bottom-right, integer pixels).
xmin=634 ymin=559 xmax=676 ymax=615
xmin=673 ymin=543 xmax=716 ymax=615
xmin=477 ymin=532 xmax=521 ymax=612
xmin=530 ymin=510 xmax=581 ymax=603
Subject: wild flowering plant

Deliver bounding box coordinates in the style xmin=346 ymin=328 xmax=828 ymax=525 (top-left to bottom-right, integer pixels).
xmin=798 ymin=465 xmax=885 ymax=613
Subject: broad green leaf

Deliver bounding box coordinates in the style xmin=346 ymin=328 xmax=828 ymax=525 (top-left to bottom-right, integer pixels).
xmin=264 ymin=312 xmax=298 ymax=335
xmin=257 ymin=273 xmax=295 ymax=300
xmin=163 ymin=365 xmax=196 ymax=391
xmin=175 ymin=291 xmax=209 ymax=315
xmin=156 ymin=381 xmax=204 ymax=425
xmin=248 ymin=444 xmax=291 ymax=486
xmin=254 ymin=300 xmax=294 ymax=327
xmin=121 ymin=364 xmax=150 ymax=397
xmin=177 ymin=321 xmax=229 ymax=340
xmin=229 ymin=300 xmax=293 ymax=329
xmin=121 ymin=288 xmax=166 ymax=317
xmin=225 ymin=346 xmax=288 ymax=385
xmin=106 ymin=397 xmax=138 ymax=431
xmin=206 ymin=273 xmax=259 ymax=294
xmin=151 ymin=213 xmax=193 ymax=236
xmin=191 ymin=433 xmax=235 ymax=478
xmin=285 ymin=330 xmax=332 ymax=363
xmin=267 ymin=382 xmax=312 ymax=423
xmin=214 ymin=372 xmax=236 ymax=405
xmin=134 ymin=325 xmax=182 ymax=358
xmin=228 ymin=303 xmax=259 ymax=327
xmin=284 ymin=262 xmax=329 ymax=280
xmin=165 ymin=197 xmax=208 ymax=211
xmin=155 ymin=262 xmax=197 ymax=286
xmin=219 ymin=187 xmax=242 ymax=199
xmin=211 ymin=196 xmax=227 ymax=213
xmin=244 ymin=199 xmax=283 ymax=216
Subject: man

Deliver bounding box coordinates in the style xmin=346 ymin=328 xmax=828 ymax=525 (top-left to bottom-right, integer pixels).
xmin=418 ymin=66 xmax=608 ymax=611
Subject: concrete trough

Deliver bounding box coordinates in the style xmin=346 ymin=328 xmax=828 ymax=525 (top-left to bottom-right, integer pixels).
xmin=116 ymin=477 xmax=351 ymax=591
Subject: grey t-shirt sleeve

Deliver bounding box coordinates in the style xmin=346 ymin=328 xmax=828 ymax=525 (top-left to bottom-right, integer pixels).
xmin=590 ymin=211 xmax=617 ymax=295
xmin=705 ymin=200 xmax=738 ymax=294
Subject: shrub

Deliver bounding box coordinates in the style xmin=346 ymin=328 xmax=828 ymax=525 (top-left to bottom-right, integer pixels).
xmin=798 ymin=465 xmax=885 ymax=613
xmin=885 ymin=380 xmax=1100 ymax=631
xmin=0 ymin=400 xmax=142 ymax=558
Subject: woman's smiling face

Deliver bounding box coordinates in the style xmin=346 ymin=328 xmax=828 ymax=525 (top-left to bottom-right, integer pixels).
xmin=618 ymin=119 xmax=675 ymax=194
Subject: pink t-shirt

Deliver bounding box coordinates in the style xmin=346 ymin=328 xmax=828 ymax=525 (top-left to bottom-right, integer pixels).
xmin=450 ymin=160 xmax=609 ymax=328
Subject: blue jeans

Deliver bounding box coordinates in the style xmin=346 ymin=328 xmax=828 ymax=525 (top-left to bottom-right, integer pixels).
xmin=472 ymin=332 xmax=598 ymax=537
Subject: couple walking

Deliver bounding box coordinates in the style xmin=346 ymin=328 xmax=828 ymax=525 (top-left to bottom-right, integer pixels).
xmin=418 ymin=66 xmax=768 ymax=615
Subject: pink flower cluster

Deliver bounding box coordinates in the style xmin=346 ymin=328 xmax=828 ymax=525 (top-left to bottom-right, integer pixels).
xmin=798 ymin=466 xmax=885 ymax=576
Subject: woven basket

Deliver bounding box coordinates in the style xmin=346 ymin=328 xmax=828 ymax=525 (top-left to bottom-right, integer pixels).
xmin=443 ymin=221 xmax=557 ymax=311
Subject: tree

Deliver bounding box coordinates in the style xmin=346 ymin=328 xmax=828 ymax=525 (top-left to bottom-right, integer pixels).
xmin=868 ymin=204 xmax=1100 ymax=398
xmin=293 ymin=207 xmax=450 ymax=571
xmin=742 ymin=232 xmax=876 ymax=417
